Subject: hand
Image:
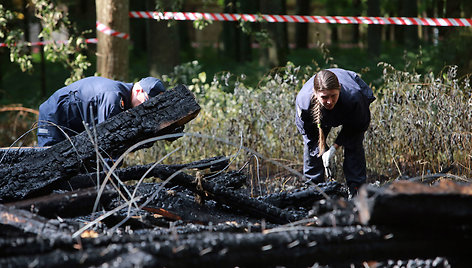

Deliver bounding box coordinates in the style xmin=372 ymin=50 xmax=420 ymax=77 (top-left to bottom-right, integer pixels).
xmin=324 ymin=166 xmax=333 ymax=180
xmin=322 ymin=145 xmax=336 ymax=168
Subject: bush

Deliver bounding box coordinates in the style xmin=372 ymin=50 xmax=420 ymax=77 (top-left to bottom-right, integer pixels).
xmin=366 ymin=63 xmax=472 ymax=180
xmin=131 ymin=60 xmax=472 ymax=184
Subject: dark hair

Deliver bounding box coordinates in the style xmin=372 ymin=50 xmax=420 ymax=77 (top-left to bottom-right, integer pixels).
xmin=311 ymin=70 xmax=340 ymax=156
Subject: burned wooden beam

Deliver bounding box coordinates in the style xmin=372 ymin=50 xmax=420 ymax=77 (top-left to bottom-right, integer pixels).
xmin=0 ymin=147 xmax=48 ymax=168
xmin=208 ymin=170 xmax=248 ymax=190
xmin=84 ymin=166 xmax=303 ymax=224
xmin=0 ymin=85 xmax=200 ymax=202
xmin=0 ymin=204 xmax=76 ymax=239
xmin=258 ymin=181 xmax=347 ymax=209
xmin=110 ymin=183 xmax=259 ymax=225
xmin=364 ymin=180 xmax=472 ymax=227
xmin=145 ymin=167 xmax=303 ymax=224
xmin=1 ymin=224 xmax=470 ymax=267
xmin=56 ymin=156 xmax=230 ymax=191
xmin=3 ymin=187 xmax=117 ymax=218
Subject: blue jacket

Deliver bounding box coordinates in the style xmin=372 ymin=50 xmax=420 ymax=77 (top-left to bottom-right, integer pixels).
xmin=38 ymin=77 xmax=133 ymax=146
xmin=295 ymin=68 xmax=375 ymax=146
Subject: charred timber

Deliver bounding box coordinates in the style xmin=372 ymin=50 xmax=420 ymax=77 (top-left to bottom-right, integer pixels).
xmin=0 ymin=204 xmax=76 ymax=240
xmin=0 ymin=85 xmax=200 ymax=202
xmin=0 ymin=147 xmax=48 ymax=168
xmin=114 ymin=183 xmax=257 ymax=225
xmin=56 ymin=156 xmax=230 ymax=191
xmin=96 ymin=166 xmax=302 ymax=224
xmin=1 ymin=224 xmax=471 ymax=267
xmin=259 ymin=181 xmax=347 ymax=209
xmin=366 ymin=180 xmax=472 ymax=227
xmin=3 ymin=187 xmax=116 ymax=218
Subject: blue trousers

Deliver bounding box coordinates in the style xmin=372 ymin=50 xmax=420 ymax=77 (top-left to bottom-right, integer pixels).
xmin=303 ymin=130 xmax=366 ymax=188
xmin=38 ymin=96 xmax=83 ymax=147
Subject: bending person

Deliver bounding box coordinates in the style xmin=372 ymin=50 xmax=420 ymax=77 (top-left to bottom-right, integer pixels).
xmin=295 ymin=68 xmax=375 ymax=196
xmin=37 ymin=76 xmax=166 ymax=146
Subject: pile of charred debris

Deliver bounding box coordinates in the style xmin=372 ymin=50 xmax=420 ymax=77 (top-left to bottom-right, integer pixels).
xmin=1 ymin=85 xmax=471 ymax=267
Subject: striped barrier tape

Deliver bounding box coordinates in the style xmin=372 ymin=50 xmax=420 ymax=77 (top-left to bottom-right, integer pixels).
xmin=130 ymin=11 xmax=472 ymax=27
xmin=95 ymin=21 xmax=130 ymax=39
xmin=1 ymin=11 xmax=470 ymax=47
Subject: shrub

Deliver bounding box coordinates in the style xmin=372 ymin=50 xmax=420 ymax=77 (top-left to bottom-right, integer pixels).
xmin=132 ymin=61 xmax=472 ymax=184
xmin=366 ymin=63 xmax=472 ymax=180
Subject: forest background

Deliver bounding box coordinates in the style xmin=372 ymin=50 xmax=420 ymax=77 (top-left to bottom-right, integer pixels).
xmin=1 ymin=0 xmax=471 ymax=190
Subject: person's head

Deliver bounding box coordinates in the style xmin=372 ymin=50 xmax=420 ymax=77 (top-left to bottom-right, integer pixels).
xmin=313 ymin=70 xmax=340 ymax=110
xmin=131 ymin=77 xmax=166 ymax=107
xmin=311 ymin=70 xmax=340 ymax=155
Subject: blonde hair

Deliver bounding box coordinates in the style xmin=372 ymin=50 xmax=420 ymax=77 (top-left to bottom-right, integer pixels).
xmin=311 ymin=70 xmax=340 ymax=156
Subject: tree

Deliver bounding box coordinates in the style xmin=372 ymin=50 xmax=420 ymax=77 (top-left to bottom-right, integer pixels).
xmin=401 ymin=0 xmax=419 ymax=48
xmin=0 ymin=0 xmax=90 ymax=86
xmin=367 ymin=0 xmax=381 ymax=56
xmin=95 ymin=0 xmax=129 ymax=80
xmin=145 ymin=0 xmax=180 ymax=77
xmin=259 ymin=0 xmax=288 ymax=67
xmin=295 ymin=0 xmax=310 ymax=49
xmin=221 ymin=0 xmax=255 ymax=63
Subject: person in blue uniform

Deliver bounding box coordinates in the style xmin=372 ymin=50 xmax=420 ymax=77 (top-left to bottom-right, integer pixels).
xmin=295 ymin=68 xmax=375 ymax=196
xmin=37 ymin=76 xmax=166 ymax=147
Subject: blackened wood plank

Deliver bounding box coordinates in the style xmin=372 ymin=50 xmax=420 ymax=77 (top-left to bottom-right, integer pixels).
xmin=0 ymin=85 xmax=200 ymax=202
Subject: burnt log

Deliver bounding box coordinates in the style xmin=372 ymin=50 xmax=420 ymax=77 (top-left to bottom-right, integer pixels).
xmin=1 ymin=224 xmax=470 ymax=267
xmin=148 ymin=167 xmax=303 ymax=224
xmin=364 ymin=180 xmax=472 ymax=227
xmin=258 ymin=181 xmax=347 ymax=209
xmin=3 ymin=187 xmax=117 ymax=218
xmin=0 ymin=204 xmax=76 ymax=239
xmin=209 ymin=170 xmax=248 ymax=190
xmin=90 ymin=166 xmax=302 ymax=224
xmin=56 ymin=156 xmax=230 ymax=191
xmin=0 ymin=85 xmax=200 ymax=202
xmin=0 ymin=147 xmax=48 ymax=168
xmin=111 ymin=183 xmax=258 ymax=225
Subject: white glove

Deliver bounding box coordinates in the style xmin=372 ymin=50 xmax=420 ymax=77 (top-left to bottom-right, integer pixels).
xmin=322 ymin=145 xmax=336 ymax=168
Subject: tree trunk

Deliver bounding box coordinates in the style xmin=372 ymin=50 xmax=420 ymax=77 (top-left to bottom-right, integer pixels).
xmin=295 ymin=0 xmax=310 ymax=49
xmin=259 ymin=0 xmax=288 ymax=67
xmin=402 ymin=0 xmax=419 ymax=48
xmin=351 ymin=0 xmax=361 ymax=45
xmin=367 ymin=0 xmax=381 ymax=56
xmin=95 ymin=0 xmax=129 ymax=81
xmin=326 ymin=0 xmax=338 ymax=44
xmin=238 ymin=0 xmax=256 ymax=62
xmin=443 ymin=0 xmax=461 ymax=37
xmin=147 ymin=0 xmax=180 ymax=77
xmin=222 ymin=0 xmax=240 ymax=61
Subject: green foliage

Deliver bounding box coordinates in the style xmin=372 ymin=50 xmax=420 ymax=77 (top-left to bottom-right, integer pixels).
xmin=0 ymin=1 xmax=90 ymax=85
xmin=366 ymin=63 xmax=472 ymax=179
xmin=0 ymin=4 xmax=33 ymax=72
xmin=133 ymin=59 xmax=472 ymax=183
xmin=32 ymin=0 xmax=90 ymax=85
xmin=130 ymin=60 xmax=314 ymax=172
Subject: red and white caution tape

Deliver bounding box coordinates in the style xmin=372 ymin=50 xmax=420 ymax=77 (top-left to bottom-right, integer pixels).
xmin=96 ymin=21 xmax=130 ymax=39
xmin=129 ymin=11 xmax=472 ymax=27
xmin=0 ymin=38 xmax=97 ymax=48
xmin=1 ymin=11 xmax=470 ymax=47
